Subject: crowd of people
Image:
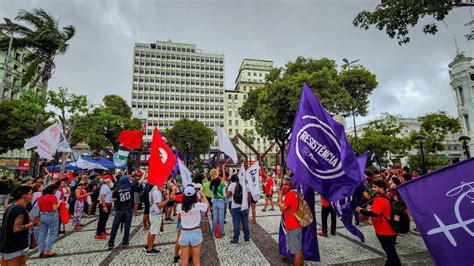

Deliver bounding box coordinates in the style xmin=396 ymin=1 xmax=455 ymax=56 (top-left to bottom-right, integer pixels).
xmin=0 ymin=165 xmax=423 ymax=266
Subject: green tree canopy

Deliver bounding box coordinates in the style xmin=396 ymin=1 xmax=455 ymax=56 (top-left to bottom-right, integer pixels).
xmin=0 ymin=91 xmax=49 ymax=153
xmin=412 ymin=111 xmax=461 ymax=153
xmin=165 ymin=118 xmax=214 ymax=158
xmin=353 ymin=1 xmax=472 ymax=45
xmin=243 ymin=129 xmax=256 ymax=145
xmin=71 ymin=95 xmax=141 ymax=152
xmin=0 ymin=8 xmax=75 ymax=87
xmin=239 ymin=56 xmax=377 ymax=172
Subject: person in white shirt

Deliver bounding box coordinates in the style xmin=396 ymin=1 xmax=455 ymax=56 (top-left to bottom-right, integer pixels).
xmin=227 ymin=174 xmax=250 ymax=244
xmin=145 ymin=184 xmax=175 ymax=255
xmin=95 ymin=179 xmax=113 ymax=240
xmin=177 ymin=185 xmax=209 ymax=266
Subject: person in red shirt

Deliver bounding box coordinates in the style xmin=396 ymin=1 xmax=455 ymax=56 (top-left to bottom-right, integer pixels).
xmin=261 ymin=173 xmax=275 ymax=212
xmin=278 ymin=177 xmax=303 ymax=266
xmin=318 ymin=195 xmax=336 ymax=237
xmin=356 ymin=179 xmax=401 ymax=266
xmin=37 ymin=185 xmax=62 ymax=258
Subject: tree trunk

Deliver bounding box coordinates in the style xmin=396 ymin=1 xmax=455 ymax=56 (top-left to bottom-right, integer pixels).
xmin=352 ymin=110 xmax=358 ymax=154
xmin=28 ymin=114 xmax=44 ymax=179
xmin=276 ymin=139 xmax=286 ymax=178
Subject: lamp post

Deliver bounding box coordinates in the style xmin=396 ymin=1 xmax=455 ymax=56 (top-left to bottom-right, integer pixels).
xmin=413 ymin=135 xmax=427 ymax=174
xmin=458 ymin=135 xmax=471 ymax=159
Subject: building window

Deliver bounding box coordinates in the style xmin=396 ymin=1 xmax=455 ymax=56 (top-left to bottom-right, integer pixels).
xmin=229 ymin=111 xmax=232 ymax=117
xmin=464 ymin=114 xmax=471 ymax=131
xmin=235 ymin=120 xmax=238 ymax=126
xmin=234 ymin=95 xmax=238 ymax=100
xmin=458 ymin=87 xmax=465 ymax=104
xmin=229 ymin=120 xmax=232 ymax=126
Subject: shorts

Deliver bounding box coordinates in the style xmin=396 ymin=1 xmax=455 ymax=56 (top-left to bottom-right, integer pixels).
xmin=250 ymin=196 xmax=257 ymax=204
xmin=149 ymin=215 xmax=162 ymax=235
xmin=133 ymin=192 xmax=140 ymax=204
xmin=0 ymin=248 xmax=28 ymax=260
xmin=0 ymin=194 xmax=9 ymax=205
xmin=265 ymin=193 xmax=273 ymax=199
xmin=287 ymin=228 xmax=302 ymax=254
xmin=166 ymin=200 xmax=175 ymax=207
xmin=179 ymin=229 xmax=203 ymax=246
xmin=144 ymin=202 xmax=150 ymax=215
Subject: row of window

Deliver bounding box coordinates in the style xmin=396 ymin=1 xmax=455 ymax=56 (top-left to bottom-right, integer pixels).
xmin=134 ymin=60 xmax=224 ymax=71
xmin=247 ymin=71 xmax=264 ymax=77
xmin=134 ymin=51 xmax=223 ymax=64
xmin=143 ymin=122 xmax=225 ymax=135
xmin=146 ymin=113 xmax=224 ymax=121
xmin=134 ymin=68 xmax=224 ymax=79
xmin=132 ymin=85 xmax=223 ymax=94
xmin=132 ymin=95 xmax=223 ymax=102
xmin=132 ymin=103 xmax=224 ymax=111
xmin=146 ymin=111 xmax=223 ymax=117
xmin=227 ymin=94 xmax=247 ymax=100
xmin=133 ymin=77 xmax=224 ymax=87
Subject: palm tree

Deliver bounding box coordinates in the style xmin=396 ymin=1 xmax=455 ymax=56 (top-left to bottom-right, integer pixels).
xmin=0 ymin=8 xmax=75 ymax=89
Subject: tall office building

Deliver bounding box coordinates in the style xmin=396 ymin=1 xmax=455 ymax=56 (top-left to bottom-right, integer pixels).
xmin=131 ymin=40 xmax=225 ymax=143
xmin=225 ymin=59 xmax=278 ymax=162
xmin=449 ymin=52 xmax=474 ymax=156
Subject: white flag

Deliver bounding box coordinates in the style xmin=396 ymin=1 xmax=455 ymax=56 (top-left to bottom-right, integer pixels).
xmin=215 ymin=126 xmax=238 ymax=164
xmin=245 ymin=161 xmax=260 ymax=201
xmin=24 ymin=123 xmax=63 ymax=161
xmin=237 ymin=163 xmax=248 ymax=211
xmin=178 ymin=158 xmax=192 ymax=187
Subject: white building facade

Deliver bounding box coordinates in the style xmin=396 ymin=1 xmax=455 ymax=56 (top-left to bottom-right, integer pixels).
xmin=130 ymin=41 xmax=225 ymax=143
xmin=449 ymin=53 xmax=474 ymax=157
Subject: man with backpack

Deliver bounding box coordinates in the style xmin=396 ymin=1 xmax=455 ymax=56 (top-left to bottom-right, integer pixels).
xmin=227 ymin=173 xmax=250 ymax=244
xmin=356 ymin=179 xmax=401 ymax=266
xmin=278 ymin=177 xmax=304 ymax=266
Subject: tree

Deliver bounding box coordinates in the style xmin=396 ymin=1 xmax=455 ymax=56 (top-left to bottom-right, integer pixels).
xmin=353 ymin=1 xmax=473 ymax=45
xmin=0 ymin=91 xmax=49 ymax=153
xmin=239 ymin=57 xmax=356 ymax=175
xmin=339 ymin=65 xmax=378 ymax=150
xmin=165 ymin=119 xmax=214 ymax=163
xmin=348 ymin=114 xmax=412 ymax=167
xmin=0 ymin=8 xmax=75 ymax=88
xmin=243 ymin=129 xmax=256 ymax=145
xmin=413 ymin=111 xmax=461 ymax=154
xmin=71 ymin=95 xmax=141 ymax=152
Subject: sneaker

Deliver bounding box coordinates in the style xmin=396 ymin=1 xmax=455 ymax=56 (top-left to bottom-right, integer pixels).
xmin=230 ymin=240 xmax=239 ymax=244
xmin=145 ymin=248 xmax=160 ymax=255
xmin=95 ymin=235 xmax=107 ymax=240
xmin=318 ymin=232 xmax=328 ymax=237
xmin=102 ymin=232 xmax=111 ymax=236
xmin=122 ymin=243 xmax=129 ymax=249
xmin=173 ymin=256 xmax=180 ymax=263
xmin=330 ymin=232 xmax=336 ymax=236
xmin=245 ymin=238 xmax=250 ymax=242
xmin=108 ymin=246 xmax=114 ymax=250
xmin=143 ymin=244 xmax=157 ymax=250
xmin=261 ymin=209 xmax=267 ymax=212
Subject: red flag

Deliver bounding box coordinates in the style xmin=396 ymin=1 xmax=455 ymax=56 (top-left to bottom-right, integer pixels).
xmin=148 ymin=128 xmax=176 ymax=186
xmin=118 ymin=130 xmax=143 ymax=149
xmin=59 ymin=201 xmax=70 ymax=224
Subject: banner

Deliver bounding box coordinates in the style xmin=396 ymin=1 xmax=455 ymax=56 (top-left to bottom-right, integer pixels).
xmin=237 ymin=164 xmax=249 ymax=211
xmin=215 ymin=126 xmax=238 ymax=164
xmin=286 ymin=83 xmax=363 ymax=202
xmin=331 ymin=152 xmax=367 ymax=242
xmin=397 ymin=158 xmax=474 ymax=266
xmin=148 ymin=128 xmax=176 ymax=186
xmin=178 ymin=158 xmax=192 ymax=187
xmin=279 ymin=174 xmax=320 ymax=261
xmin=246 ymin=161 xmax=261 ymax=201
xmin=24 ymin=123 xmax=63 ymax=161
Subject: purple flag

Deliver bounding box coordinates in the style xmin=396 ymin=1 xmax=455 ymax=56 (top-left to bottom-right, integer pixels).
xmin=286 ymin=83 xmax=363 ymax=202
xmin=331 ymin=153 xmax=368 ymax=242
xmin=397 ymin=158 xmax=474 ymax=266
xmin=279 ymin=174 xmax=320 ymax=261
xmin=171 ymin=150 xmax=181 ymax=177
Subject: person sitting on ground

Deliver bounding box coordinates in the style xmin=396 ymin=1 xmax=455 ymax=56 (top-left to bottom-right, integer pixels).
xmin=177 ymin=185 xmax=209 ymax=266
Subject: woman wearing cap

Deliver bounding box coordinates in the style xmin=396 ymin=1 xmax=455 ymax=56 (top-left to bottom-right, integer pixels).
xmin=177 ymin=185 xmax=209 ymax=266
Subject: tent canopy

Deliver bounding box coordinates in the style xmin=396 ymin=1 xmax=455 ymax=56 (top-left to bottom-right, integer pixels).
xmin=82 ymin=156 xmax=127 ymax=170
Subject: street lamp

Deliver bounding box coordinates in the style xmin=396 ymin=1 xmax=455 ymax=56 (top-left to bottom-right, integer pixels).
xmin=458 ymin=135 xmax=471 ymax=159
xmin=413 ymin=135 xmax=427 ymax=174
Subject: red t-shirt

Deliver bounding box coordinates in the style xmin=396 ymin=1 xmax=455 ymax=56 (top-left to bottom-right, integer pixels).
xmin=320 ymin=196 xmax=331 ymax=207
xmin=265 ymin=178 xmax=274 ymax=195
xmin=371 ymin=194 xmax=397 ymax=236
xmin=283 ymin=191 xmax=301 ymax=230
xmin=38 ymin=194 xmax=58 ymax=212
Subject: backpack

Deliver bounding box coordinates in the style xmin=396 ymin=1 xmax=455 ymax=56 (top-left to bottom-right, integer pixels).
xmin=381 ymin=194 xmax=410 ymax=234
xmin=291 ymin=191 xmax=313 ymax=227
xmin=139 ymin=184 xmax=152 ymax=204
xmin=233 ymin=182 xmax=243 ymax=204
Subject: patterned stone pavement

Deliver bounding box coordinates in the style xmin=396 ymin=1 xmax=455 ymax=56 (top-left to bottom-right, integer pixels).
xmin=1 ymin=198 xmax=434 ymax=265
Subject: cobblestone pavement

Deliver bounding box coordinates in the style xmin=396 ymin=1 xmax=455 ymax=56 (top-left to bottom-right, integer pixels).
xmin=2 ymin=198 xmax=434 ymax=265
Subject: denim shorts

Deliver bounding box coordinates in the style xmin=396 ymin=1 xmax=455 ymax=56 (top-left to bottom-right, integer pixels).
xmin=1 ymin=248 xmax=28 ymax=260
xmin=179 ymin=229 xmax=203 ymax=246
xmin=176 ymin=219 xmax=182 ymax=230
xmin=0 ymin=194 xmax=9 ymax=205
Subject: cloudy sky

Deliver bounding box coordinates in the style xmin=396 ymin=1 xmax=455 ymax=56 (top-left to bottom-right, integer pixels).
xmin=1 ymin=0 xmax=473 ymax=127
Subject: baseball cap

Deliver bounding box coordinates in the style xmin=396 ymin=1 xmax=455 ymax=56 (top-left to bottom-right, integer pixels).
xmin=184 ymin=185 xmax=196 ymax=196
